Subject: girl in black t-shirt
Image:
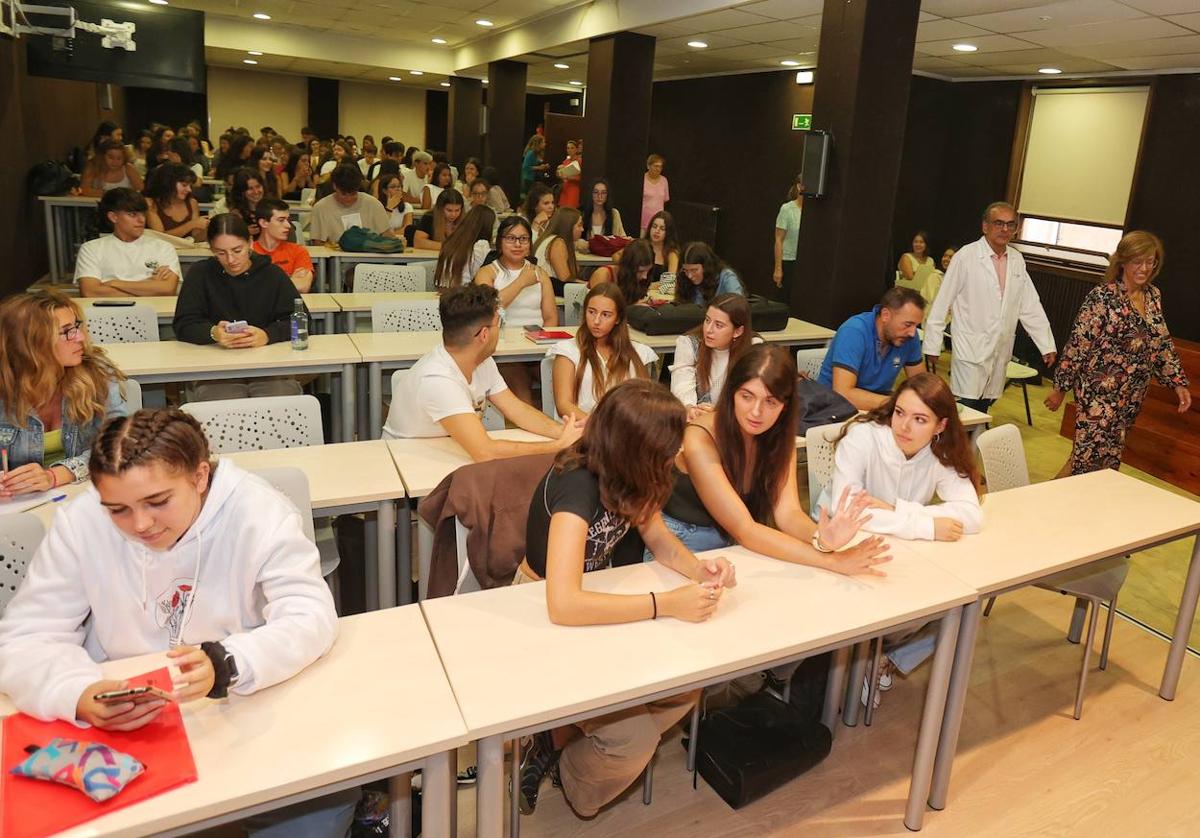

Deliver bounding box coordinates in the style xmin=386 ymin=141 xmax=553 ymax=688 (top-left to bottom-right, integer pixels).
xmin=516 ymin=379 xmax=736 ymax=819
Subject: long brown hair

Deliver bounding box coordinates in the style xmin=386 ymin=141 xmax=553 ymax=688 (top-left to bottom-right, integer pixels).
xmin=533 ymin=207 xmax=580 ymax=279
xmin=572 ymin=283 xmax=649 ymax=405
xmin=0 ymin=290 xmax=125 ymax=428
xmin=675 ymin=241 xmax=730 ymax=305
xmin=1105 ymin=230 xmax=1163 ymax=285
xmin=643 ymin=210 xmax=680 ymax=264
xmin=613 ymin=239 xmax=654 ymax=305
xmin=837 ymin=373 xmax=980 ymax=491
xmin=555 ymin=379 xmax=683 ymax=525
xmin=712 ymin=345 xmax=799 ymax=526
xmin=687 ymin=294 xmax=755 ymax=400
xmin=90 ymin=408 xmax=211 ymax=479
xmin=435 ymin=206 xmax=496 ymax=290
xmin=431 ymin=188 xmax=465 ymax=242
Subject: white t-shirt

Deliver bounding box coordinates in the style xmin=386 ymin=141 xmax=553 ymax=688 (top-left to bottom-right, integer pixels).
xmin=423 ymin=184 xmax=444 ymax=207
xmin=403 ymin=168 xmax=428 ymax=199
xmin=73 ymin=234 xmax=182 ymax=283
xmin=549 ymin=339 xmax=658 ymax=413
xmin=381 ymin=344 xmax=509 ymax=439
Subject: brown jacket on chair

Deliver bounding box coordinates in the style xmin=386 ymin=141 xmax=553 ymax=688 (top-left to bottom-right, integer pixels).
xmin=417 ymin=453 xmax=556 ymax=598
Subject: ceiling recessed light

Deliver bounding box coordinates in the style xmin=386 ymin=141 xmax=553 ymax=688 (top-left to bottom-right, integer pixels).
xmin=687 ymin=40 xmax=708 ymax=49
xmin=952 ymin=43 xmax=977 ymax=52
xmin=252 ymin=12 xmax=270 ymax=19
xmin=243 ymin=59 xmax=258 ymax=64
xmin=148 ymin=0 xmax=168 ymax=5
xmin=440 ymin=81 xmax=450 ymax=87
xmin=569 ymin=80 xmax=582 ymax=86
xmin=475 ymin=18 xmax=493 ymax=27
xmin=554 ymin=63 xmax=569 ymax=69
xmin=781 ymin=60 xmax=800 ymax=67
xmin=431 ymin=37 xmax=447 ymax=44
xmin=1039 ymin=67 xmax=1063 ymax=74
xmin=247 ymin=50 xmax=263 ymax=56
xmin=388 ymin=76 xmax=402 ymax=81
xmin=410 ymin=70 xmax=424 ymax=76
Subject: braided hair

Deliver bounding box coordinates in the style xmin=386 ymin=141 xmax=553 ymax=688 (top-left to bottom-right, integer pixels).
xmin=90 ymin=409 xmax=211 ymax=479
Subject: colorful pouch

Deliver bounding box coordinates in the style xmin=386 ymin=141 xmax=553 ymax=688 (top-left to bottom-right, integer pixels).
xmin=10 ymin=738 xmax=145 ymax=802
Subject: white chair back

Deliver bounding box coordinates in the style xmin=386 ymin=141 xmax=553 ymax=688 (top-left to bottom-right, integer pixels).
xmin=805 ymin=423 xmax=843 ymax=515
xmin=371 ymin=301 xmax=441 ymax=332
xmin=796 ymin=348 xmax=827 ymax=380
xmin=0 ymin=513 xmax=45 ymax=615
xmin=539 ymin=354 xmax=560 ymax=421
xmin=249 ymin=467 xmax=317 ymax=543
xmin=355 ymin=264 xmax=427 ymax=293
xmin=122 ymin=379 xmax=143 ymax=413
xmin=562 ymin=283 xmax=589 ymax=326
xmin=84 ymin=303 xmax=159 ymax=344
xmin=976 ymin=424 xmax=1031 ymax=492
xmin=182 ymin=395 xmax=324 ymax=453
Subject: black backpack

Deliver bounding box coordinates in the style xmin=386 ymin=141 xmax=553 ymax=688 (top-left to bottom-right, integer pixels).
xmin=796 ymin=378 xmax=858 ymax=433
xmin=28 ymin=161 xmax=77 ymax=197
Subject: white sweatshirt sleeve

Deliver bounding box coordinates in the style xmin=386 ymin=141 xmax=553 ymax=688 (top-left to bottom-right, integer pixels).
xmin=0 ymin=513 xmax=104 ymax=723
xmin=220 ymin=511 xmax=338 ymax=696
xmin=670 ymin=335 xmax=699 ymax=406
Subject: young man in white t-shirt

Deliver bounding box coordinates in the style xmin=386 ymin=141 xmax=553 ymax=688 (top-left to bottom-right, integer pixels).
xmin=402 ymin=151 xmax=432 ymax=205
xmin=382 ymin=284 xmax=583 ymax=461
xmin=74 ymin=188 xmax=182 ymax=297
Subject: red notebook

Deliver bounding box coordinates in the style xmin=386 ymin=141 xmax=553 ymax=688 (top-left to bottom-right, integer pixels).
xmin=1 ymin=667 xmax=198 ymax=838
xmin=523 ymin=329 xmax=572 ymax=345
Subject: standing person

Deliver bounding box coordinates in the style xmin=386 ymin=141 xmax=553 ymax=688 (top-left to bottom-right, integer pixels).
xmin=922 ymin=202 xmax=1056 ymax=413
xmin=308 ymin=164 xmax=392 ymax=246
xmin=556 ymin=139 xmax=583 ymax=208
xmin=144 ymin=163 xmax=207 ymax=241
xmin=0 ymin=290 xmax=129 ymax=498
xmin=253 ymin=199 xmax=315 ymax=293
xmin=549 ymin=283 xmax=658 ymax=418
xmin=578 ymin=178 xmax=626 ymax=251
xmin=897 ymin=230 xmax=939 ymax=305
xmin=640 ymin=154 xmax=670 ymax=236
xmin=773 ymin=175 xmax=803 ymax=303
xmin=676 ymin=242 xmax=745 ymax=306
xmin=643 ymin=210 xmax=681 ymax=283
xmin=532 ymin=207 xmax=584 ymax=294
xmin=1045 ymin=231 xmax=1191 ymax=476
xmin=522 ymin=183 xmax=556 ymax=240
xmin=521 ymin=134 xmax=548 ymax=198
xmin=671 ymin=294 xmax=760 ymax=421
xmin=75 ymin=188 xmax=181 ymax=298
xmin=78 ymin=140 xmax=143 ymax=197
xmin=516 ymin=379 xmax=736 ymax=818
xmin=433 ymin=206 xmax=495 ymax=291
xmin=412 ymin=188 xmax=465 ymax=252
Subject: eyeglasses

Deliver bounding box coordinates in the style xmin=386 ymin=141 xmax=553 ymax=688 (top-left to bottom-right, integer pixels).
xmin=1128 ymin=257 xmax=1158 ymax=270
xmin=988 ymin=219 xmax=1019 ymax=231
xmin=473 ymin=308 xmax=507 ymax=337
xmin=58 ymin=320 xmax=84 ymax=341
xmin=501 ymin=235 xmax=530 ymax=245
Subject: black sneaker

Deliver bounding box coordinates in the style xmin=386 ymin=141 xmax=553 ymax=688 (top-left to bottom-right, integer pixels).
xmin=457 ymin=766 xmax=478 ymax=786
xmin=519 ymin=731 xmax=561 ymax=815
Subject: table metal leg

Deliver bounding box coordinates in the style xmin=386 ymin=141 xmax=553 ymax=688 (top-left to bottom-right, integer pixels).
xmin=370 ymin=362 xmax=384 ymax=439
xmin=388 ymin=771 xmax=412 ymax=838
xmin=421 ymin=749 xmax=455 ymax=838
xmin=377 ymin=500 xmax=396 ymax=610
xmin=1161 ymin=535 xmax=1200 ymax=700
xmin=821 ymin=645 xmax=850 ymax=732
xmin=332 ymin=256 xmax=344 ymax=293
xmin=510 ymin=737 xmax=522 ymax=838
xmin=843 ymin=640 xmax=870 ymax=727
xmin=357 ymin=363 xmax=370 ymax=442
xmin=904 ymin=606 xmax=962 ymax=831
xmin=44 ymin=200 xmax=59 ymax=282
xmin=928 ymin=599 xmax=982 ymax=811
xmin=340 ymin=364 xmax=356 ymax=443
xmin=398 ymin=496 xmax=413 ymax=606
xmin=346 ymin=310 xmax=357 ymax=333
xmin=317 ymin=258 xmax=328 ymax=293
xmin=476 ymin=735 xmax=505 ymax=838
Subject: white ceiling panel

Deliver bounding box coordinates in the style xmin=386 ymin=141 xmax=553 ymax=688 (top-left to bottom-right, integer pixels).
xmin=1166 ymin=12 xmax=1200 ymax=32
xmin=704 ymin=43 xmax=794 ymax=61
xmin=723 ymin=20 xmax=822 ymax=43
xmin=920 ymin=0 xmax=1053 ymax=15
xmin=918 ymin=33 xmax=1043 ymax=55
xmin=1061 ymin=32 xmax=1200 ymax=57
xmin=958 ymin=0 xmax=1146 ymax=34
xmin=735 ymin=0 xmax=825 ymax=21
xmin=915 ymin=18 xmax=993 ymax=41
xmin=680 ymin=7 xmax=776 ymax=31
xmin=1107 ymin=50 xmax=1200 ymax=68
xmin=1019 ymin=15 xmax=1193 ymax=45
xmin=655 ymin=32 xmax=753 ymax=54
xmin=961 ymin=46 xmax=1090 ymax=65
xmin=984 ymin=56 xmax=1123 ymax=73
xmin=1121 ymin=0 xmax=1200 ymax=12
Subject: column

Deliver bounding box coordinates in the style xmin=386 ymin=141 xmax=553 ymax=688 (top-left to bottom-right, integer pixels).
xmin=485 ymin=59 xmax=527 ymax=202
xmin=448 ymin=76 xmax=483 ymax=165
xmin=307 ymin=77 xmax=338 ymax=138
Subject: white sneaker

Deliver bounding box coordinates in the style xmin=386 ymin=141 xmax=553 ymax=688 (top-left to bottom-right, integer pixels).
xmin=860 ymin=676 xmax=882 ymax=709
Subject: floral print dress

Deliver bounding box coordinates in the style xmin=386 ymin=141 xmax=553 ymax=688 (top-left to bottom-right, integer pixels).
xmin=1053 ymin=281 xmax=1189 ymax=474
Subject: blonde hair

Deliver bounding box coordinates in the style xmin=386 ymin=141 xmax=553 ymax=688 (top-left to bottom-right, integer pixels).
xmin=0 ymin=290 xmax=125 ymax=428
xmin=1104 ymin=230 xmax=1163 ymax=285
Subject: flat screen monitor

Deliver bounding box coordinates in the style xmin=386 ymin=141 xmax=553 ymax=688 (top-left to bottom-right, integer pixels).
xmin=801 ymin=129 xmax=830 ymax=198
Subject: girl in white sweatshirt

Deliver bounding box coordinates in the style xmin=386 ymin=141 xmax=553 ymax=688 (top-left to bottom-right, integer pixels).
xmin=829 ymin=373 xmax=983 ymax=707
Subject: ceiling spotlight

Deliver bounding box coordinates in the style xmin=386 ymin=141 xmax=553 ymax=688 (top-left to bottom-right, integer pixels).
xmin=569 ymin=80 xmax=583 ymax=86
xmin=243 ymin=59 xmax=258 ymax=64
xmin=148 ymin=0 xmax=169 ymax=5
xmin=1039 ymin=67 xmax=1063 ymax=74
xmin=388 ymin=76 xmax=402 ymax=81
xmin=440 ymin=81 xmax=450 ymax=87
xmin=475 ymin=18 xmax=493 ymax=27
xmin=554 ymin=63 xmax=569 ymax=69
xmin=410 ymin=70 xmax=424 ymax=75
xmin=247 ymin=50 xmax=263 ymax=56
xmin=432 ymin=37 xmax=447 ymax=44
xmin=482 ymin=78 xmax=489 ymax=84
xmin=952 ymin=43 xmax=977 ymax=52
xmin=781 ymin=60 xmax=800 ymax=67
xmin=252 ymin=12 xmax=270 ymax=19
xmin=687 ymin=40 xmax=708 ymax=49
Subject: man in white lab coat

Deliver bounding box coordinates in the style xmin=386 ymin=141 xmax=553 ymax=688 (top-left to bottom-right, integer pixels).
xmin=923 ymin=202 xmax=1057 ymax=413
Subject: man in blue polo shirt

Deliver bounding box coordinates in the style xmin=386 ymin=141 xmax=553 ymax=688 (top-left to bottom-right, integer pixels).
xmin=818 ymin=286 xmax=926 ymax=410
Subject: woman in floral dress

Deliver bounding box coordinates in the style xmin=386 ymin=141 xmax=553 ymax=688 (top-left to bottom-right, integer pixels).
xmin=1045 ymin=231 xmax=1192 ymax=475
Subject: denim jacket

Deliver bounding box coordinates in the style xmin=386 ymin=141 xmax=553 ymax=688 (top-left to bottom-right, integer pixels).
xmin=685 ymin=267 xmax=746 ymax=306
xmin=0 ymin=381 xmax=129 ymax=482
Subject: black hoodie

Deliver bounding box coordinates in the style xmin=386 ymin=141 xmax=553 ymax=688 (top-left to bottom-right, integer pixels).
xmin=173 ymin=252 xmax=305 ymax=345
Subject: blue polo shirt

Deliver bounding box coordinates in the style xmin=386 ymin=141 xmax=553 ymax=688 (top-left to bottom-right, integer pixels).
xmin=818 ymin=306 xmax=922 ymax=394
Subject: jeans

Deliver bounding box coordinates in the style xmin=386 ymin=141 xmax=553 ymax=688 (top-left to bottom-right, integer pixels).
xmin=646 ymin=514 xmax=731 ymax=561
xmin=243 ymin=787 xmax=361 ymax=837
xmin=884 ymin=623 xmax=939 ymax=676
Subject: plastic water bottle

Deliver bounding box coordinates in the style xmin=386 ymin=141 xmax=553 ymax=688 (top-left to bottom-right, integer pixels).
xmin=290 ymin=298 xmax=309 ymax=350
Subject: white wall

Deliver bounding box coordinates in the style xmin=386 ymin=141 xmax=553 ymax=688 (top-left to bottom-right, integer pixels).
xmin=207 ymin=67 xmax=307 ymax=141
xmin=339 ymin=81 xmax=425 ymax=148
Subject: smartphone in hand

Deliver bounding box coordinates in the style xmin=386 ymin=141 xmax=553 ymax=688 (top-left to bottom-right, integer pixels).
xmin=93 ymin=685 xmax=175 ymax=705
xmin=225 ymin=320 xmax=249 ymax=334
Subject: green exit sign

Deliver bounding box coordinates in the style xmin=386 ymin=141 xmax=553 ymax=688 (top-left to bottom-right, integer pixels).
xmin=792 ymin=113 xmax=812 ymax=131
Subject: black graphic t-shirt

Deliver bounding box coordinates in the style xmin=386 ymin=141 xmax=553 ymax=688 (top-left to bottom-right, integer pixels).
xmin=525 ymin=465 xmax=633 ymax=578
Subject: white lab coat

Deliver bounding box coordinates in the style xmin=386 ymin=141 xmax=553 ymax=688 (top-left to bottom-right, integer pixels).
xmin=922 ymin=237 xmax=1055 ymax=400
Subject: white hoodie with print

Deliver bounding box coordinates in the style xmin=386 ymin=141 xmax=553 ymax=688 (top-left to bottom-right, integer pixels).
xmin=0 ymin=458 xmax=337 ymax=723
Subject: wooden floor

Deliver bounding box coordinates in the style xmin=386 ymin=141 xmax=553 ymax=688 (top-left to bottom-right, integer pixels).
xmin=470 ymin=586 xmax=1200 ymax=837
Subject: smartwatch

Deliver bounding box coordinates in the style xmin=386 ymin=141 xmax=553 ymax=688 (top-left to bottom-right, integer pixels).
xmin=201 ymin=641 xmax=240 ymax=699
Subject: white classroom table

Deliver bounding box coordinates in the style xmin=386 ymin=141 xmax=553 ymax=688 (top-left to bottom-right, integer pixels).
xmin=353 ymin=319 xmax=834 ymax=439
xmin=422 ymin=544 xmax=977 ymax=837
xmin=176 ymin=245 xmax=337 ymax=294
xmin=902 ymin=468 xmax=1200 ymax=826
xmin=79 ymin=294 xmax=340 ymax=334
xmin=0 ymin=607 xmax=466 ymax=837
xmin=325 ymin=249 xmax=615 ymax=294
xmin=102 ymin=335 xmax=360 ymax=443
xmin=332 ymin=292 xmax=569 ymax=334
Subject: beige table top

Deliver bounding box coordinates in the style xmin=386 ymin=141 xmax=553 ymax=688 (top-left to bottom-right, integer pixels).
xmin=350 ymin=327 xmax=565 ymax=365
xmin=105 ymin=334 xmax=361 ymax=377
xmin=629 ymin=317 xmax=835 ymax=351
xmin=333 ymin=291 xmax=438 ymax=312
xmin=387 ymin=429 xmax=549 ymax=497
xmin=422 ymin=544 xmax=976 ymax=739
xmin=80 ymin=294 xmax=339 ymax=318
xmin=907 ymin=469 xmax=1200 ymax=595
xmin=0 ymin=607 xmax=468 ymax=837
xmin=176 ymin=245 xmax=335 ymax=260
xmin=224 ymin=441 xmax=406 ymax=508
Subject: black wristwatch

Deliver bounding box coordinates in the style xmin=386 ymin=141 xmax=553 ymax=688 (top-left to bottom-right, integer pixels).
xmin=201 ymin=641 xmax=240 ymax=699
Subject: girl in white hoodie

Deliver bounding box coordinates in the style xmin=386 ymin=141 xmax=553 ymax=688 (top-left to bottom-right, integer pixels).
xmin=0 ymin=409 xmax=348 ymax=831
xmin=829 ymin=373 xmax=983 ymax=707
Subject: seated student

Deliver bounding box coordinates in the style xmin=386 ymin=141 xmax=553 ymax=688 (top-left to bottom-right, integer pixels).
xmin=281 ymin=148 xmax=316 ymax=200
xmin=676 ymin=242 xmax=745 ymax=306
xmin=79 ymin=139 xmax=144 ymax=197
xmin=0 ymin=408 xmax=355 ymax=833
xmin=817 ymin=286 xmax=926 ymax=410
xmin=375 ymin=164 xmax=414 ymax=235
xmin=433 ymin=206 xmax=495 ymax=291
xmin=522 ymin=183 xmax=555 ymax=240
xmin=223 ymin=167 xmax=267 ymax=238
xmin=308 ymin=164 xmax=392 ymax=246
xmin=587 ymin=238 xmax=654 ymax=305
xmin=465 ymin=176 xmax=491 ymax=211
xmin=532 ymin=207 xmax=584 ymax=295
xmin=516 ymin=379 xmax=737 ymax=817
xmin=644 ymin=210 xmax=681 ymax=283
xmin=249 ymin=146 xmax=281 ymax=200
xmin=144 ymin=162 xmax=208 ymax=241
xmin=481 ymin=165 xmax=511 ymax=213
xmin=403 ymin=151 xmax=432 ymax=205
xmin=671 ymin=294 xmax=760 ymax=421
xmin=316 ymin=140 xmax=350 ymax=182
xmin=578 ymin=178 xmax=626 ymax=251
xmin=665 ymin=344 xmax=889 ymax=573
xmin=459 ymin=156 xmax=482 ymax=199
xmin=0 ymin=291 xmax=129 ymax=499
xmin=472 ymin=216 xmax=559 ymax=404
xmin=381 ymin=284 xmax=582 ymax=460
xmin=74 ymin=188 xmax=181 ymax=298
xmin=173 ymin=213 xmax=306 ymax=401
xmin=412 ymin=188 xmax=464 ymax=252
xmin=420 ymin=162 xmax=456 ymax=210
xmin=550 ymin=283 xmax=658 ymax=418
xmin=829 ymin=373 xmax=983 ymax=704
xmin=253 ymin=198 xmax=314 ymax=293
